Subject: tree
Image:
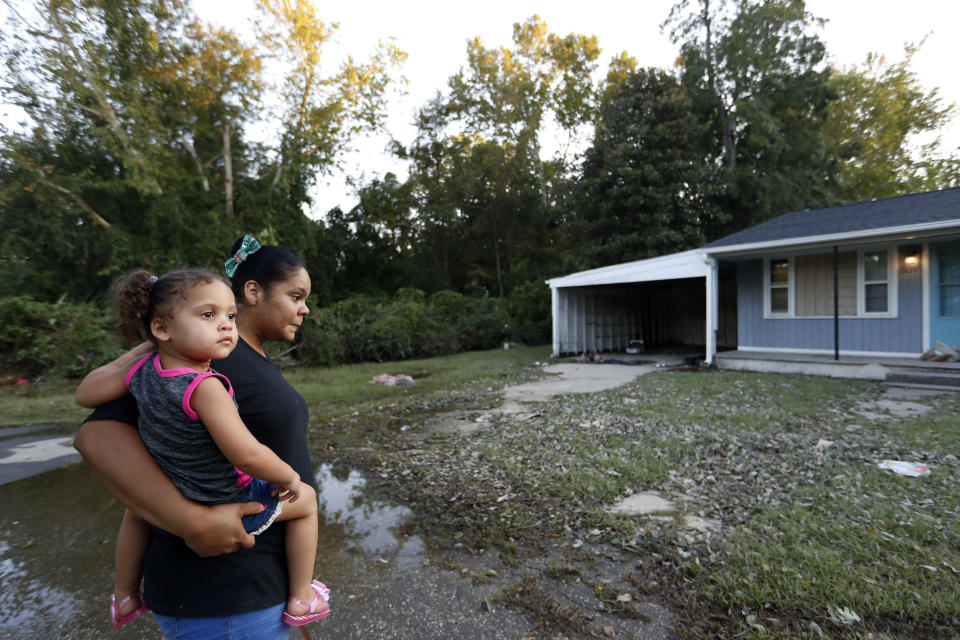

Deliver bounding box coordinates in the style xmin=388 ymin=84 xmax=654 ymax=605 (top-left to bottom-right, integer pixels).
xmin=407 ymin=15 xmax=599 ymax=297
xmin=254 ymin=0 xmax=406 ymax=193
xmin=0 ymin=0 xmax=406 ymax=301
xmin=576 ymin=68 xmax=726 ymax=268
xmin=665 ymin=0 xmax=837 ymax=228
xmin=824 ymin=44 xmax=960 ymax=202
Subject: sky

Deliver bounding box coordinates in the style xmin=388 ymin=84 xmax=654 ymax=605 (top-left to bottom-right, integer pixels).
xmin=7 ymin=1 xmax=959 ymax=215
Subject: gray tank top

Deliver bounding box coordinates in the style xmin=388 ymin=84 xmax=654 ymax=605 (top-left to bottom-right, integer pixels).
xmin=125 ymin=353 xmax=244 ymax=503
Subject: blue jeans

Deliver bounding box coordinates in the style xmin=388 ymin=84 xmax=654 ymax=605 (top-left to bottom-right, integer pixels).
xmin=153 ymin=603 xmax=289 ymax=640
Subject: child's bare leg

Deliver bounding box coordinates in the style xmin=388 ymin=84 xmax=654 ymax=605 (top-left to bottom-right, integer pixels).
xmin=114 ymin=508 xmax=148 ymax=615
xmin=274 ymin=484 xmax=323 ymax=615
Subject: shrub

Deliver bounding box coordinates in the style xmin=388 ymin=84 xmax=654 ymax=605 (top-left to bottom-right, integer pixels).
xmin=504 ymin=279 xmax=552 ymax=345
xmin=297 ymin=289 xmax=508 ymax=366
xmin=0 ymin=296 xmax=118 ymax=379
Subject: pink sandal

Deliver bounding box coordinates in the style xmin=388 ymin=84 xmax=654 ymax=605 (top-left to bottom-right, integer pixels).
xmin=110 ymin=591 xmax=147 ymax=629
xmin=282 ymin=580 xmax=331 ymax=626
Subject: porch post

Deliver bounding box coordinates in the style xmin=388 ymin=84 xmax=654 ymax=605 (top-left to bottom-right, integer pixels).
xmin=705 ymin=256 xmax=718 ymax=365
xmin=833 ymin=246 xmax=839 ymax=360
xmin=551 ymin=285 xmax=560 ymax=357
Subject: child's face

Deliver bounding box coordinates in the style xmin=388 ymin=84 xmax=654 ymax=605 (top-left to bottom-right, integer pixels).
xmin=154 ymin=280 xmax=238 ymax=364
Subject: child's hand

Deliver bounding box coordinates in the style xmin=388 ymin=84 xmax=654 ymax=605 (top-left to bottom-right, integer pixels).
xmin=275 ymin=474 xmax=302 ymax=503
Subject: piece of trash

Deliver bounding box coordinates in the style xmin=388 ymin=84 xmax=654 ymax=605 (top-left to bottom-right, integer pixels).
xmin=745 ymin=614 xmax=765 ymax=632
xmin=921 ymin=340 xmax=960 ymax=362
xmin=371 ymin=374 xmax=416 ymax=387
xmin=809 ymin=621 xmax=825 ymax=638
xmin=15 ymin=379 xmax=29 ymax=385
xmin=814 ymin=439 xmax=834 ymax=450
xmin=602 ymin=626 xmax=615 ymax=637
xmin=828 ymin=605 xmax=861 ymax=625
xmin=921 ymin=565 xmax=937 ymax=573
xmin=616 ymin=593 xmax=632 ymax=603
xmin=877 ymin=460 xmax=930 ymax=477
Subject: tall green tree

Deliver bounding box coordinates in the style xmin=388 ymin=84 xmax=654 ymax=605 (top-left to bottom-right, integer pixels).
xmin=665 ymin=0 xmax=837 ymax=228
xmin=407 ymin=15 xmax=599 ymax=297
xmin=824 ymin=44 xmax=960 ymax=202
xmin=576 ymin=67 xmax=726 ymax=268
xmin=0 ymin=0 xmax=405 ymax=301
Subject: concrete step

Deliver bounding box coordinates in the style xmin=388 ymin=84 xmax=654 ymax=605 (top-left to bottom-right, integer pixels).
xmin=886 ymin=370 xmax=960 ymax=387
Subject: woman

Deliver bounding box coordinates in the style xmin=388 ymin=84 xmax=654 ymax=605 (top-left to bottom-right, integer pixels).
xmin=74 ymin=235 xmax=315 ymax=639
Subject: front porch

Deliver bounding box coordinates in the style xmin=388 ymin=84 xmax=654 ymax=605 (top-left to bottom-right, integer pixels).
xmin=715 ymin=349 xmax=960 ymax=387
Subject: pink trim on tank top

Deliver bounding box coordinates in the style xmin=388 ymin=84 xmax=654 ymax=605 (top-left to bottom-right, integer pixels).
xmin=124 ymin=354 xmax=152 ymax=388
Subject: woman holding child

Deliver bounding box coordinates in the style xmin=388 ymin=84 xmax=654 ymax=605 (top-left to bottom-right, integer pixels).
xmin=74 ymin=235 xmax=323 ymax=639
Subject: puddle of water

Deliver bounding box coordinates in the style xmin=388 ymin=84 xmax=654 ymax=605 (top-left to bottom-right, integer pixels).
xmin=0 ymin=461 xmax=420 ymax=639
xmin=315 ymin=463 xmax=424 ymax=572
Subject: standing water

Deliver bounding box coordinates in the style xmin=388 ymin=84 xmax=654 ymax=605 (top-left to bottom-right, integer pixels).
xmin=0 ymin=461 xmax=421 ymax=639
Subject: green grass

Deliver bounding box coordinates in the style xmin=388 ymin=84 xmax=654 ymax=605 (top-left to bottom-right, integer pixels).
xmin=0 ymin=379 xmax=89 ymax=432
xmin=699 ymin=463 xmax=960 ymax=634
xmin=616 ymin=370 xmax=877 ymax=434
xmin=285 ymin=344 xmax=551 ymax=422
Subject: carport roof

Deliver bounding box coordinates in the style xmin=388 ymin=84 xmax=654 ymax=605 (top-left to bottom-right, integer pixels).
xmin=546 ymin=249 xmax=710 ymax=288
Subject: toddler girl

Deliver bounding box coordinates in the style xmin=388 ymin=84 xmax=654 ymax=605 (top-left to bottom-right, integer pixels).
xmin=76 ymin=268 xmax=330 ymax=629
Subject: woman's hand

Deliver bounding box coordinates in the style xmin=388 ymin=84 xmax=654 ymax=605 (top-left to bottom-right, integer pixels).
xmin=182 ymin=501 xmax=263 ymax=557
xmin=275 ymin=474 xmax=302 ymax=503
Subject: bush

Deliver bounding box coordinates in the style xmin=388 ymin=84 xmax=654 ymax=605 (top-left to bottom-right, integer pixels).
xmin=504 ymin=279 xmax=551 ymax=345
xmin=297 ymin=289 xmax=508 ymax=366
xmin=0 ymin=296 xmax=118 ymax=379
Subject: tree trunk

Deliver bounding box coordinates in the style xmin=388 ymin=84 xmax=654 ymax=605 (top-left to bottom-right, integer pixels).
xmin=491 ymin=212 xmax=504 ymax=298
xmin=182 ymin=135 xmax=210 ymax=192
xmin=222 ymin=123 xmax=234 ymax=217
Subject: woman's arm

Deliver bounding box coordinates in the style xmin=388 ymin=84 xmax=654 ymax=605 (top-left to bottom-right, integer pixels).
xmin=73 ymin=419 xmax=264 ymax=556
xmin=191 ymin=377 xmax=301 ymax=498
xmin=75 ymin=342 xmax=153 ymax=408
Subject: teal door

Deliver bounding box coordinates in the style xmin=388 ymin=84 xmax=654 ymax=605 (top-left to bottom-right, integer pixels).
xmin=930 ymin=243 xmax=960 ymax=349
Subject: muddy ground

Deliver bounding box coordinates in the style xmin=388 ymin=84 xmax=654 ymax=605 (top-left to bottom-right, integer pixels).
xmin=2 ymin=356 xmax=950 ymax=639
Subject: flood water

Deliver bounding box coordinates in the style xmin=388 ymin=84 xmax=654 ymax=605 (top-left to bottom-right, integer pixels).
xmin=0 ymin=461 xmax=422 ymax=639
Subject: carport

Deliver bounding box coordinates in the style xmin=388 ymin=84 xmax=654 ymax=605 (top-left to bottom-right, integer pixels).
xmin=546 ymin=250 xmax=735 ymax=364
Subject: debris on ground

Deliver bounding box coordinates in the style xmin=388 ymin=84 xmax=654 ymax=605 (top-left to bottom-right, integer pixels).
xmin=921 ymin=340 xmax=960 ymax=361
xmin=372 ymin=373 xmax=416 ymax=387
xmin=876 ymin=460 xmax=931 ymax=477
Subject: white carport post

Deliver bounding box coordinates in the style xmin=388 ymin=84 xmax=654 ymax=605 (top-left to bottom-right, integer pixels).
xmin=551 ymin=285 xmax=560 ymax=357
xmin=704 ymin=256 xmax=718 ymax=365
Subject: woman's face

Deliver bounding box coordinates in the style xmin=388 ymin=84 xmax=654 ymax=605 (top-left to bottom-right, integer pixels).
xmin=250 ymin=266 xmax=311 ymax=343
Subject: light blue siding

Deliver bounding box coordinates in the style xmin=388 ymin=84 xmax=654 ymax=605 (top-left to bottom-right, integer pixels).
xmin=737 ymin=250 xmax=923 ymax=353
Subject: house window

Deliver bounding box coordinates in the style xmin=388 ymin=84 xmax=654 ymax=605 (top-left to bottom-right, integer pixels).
xmin=767 ymin=258 xmax=792 ymax=315
xmin=861 ymin=250 xmax=889 ymax=314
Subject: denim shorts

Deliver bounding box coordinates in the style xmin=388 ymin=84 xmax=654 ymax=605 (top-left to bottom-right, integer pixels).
xmin=239 ymin=478 xmax=283 ymax=535
xmin=153 ymin=603 xmax=288 ymax=639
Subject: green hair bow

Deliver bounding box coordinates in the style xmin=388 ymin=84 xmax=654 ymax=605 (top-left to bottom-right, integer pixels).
xmin=224 ymin=235 xmax=261 ymax=277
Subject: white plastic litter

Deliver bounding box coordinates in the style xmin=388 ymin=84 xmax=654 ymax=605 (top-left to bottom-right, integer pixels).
xmin=876 ymin=460 xmax=930 ymax=477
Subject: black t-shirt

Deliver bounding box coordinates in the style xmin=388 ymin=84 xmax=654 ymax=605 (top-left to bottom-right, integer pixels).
xmin=84 ymin=338 xmax=314 ymax=617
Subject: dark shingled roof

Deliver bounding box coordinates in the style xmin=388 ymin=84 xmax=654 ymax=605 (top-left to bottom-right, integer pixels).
xmin=705 ymin=187 xmax=960 ymax=249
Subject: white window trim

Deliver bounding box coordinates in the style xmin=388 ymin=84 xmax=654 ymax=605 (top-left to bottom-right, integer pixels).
xmin=857 ymin=248 xmax=898 ymax=318
xmin=761 ymin=248 xmax=899 ymax=320
xmin=763 ymin=257 xmax=794 ymax=318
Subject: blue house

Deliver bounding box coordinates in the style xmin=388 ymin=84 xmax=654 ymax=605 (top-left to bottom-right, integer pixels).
xmin=548 ymin=187 xmax=960 ymax=378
